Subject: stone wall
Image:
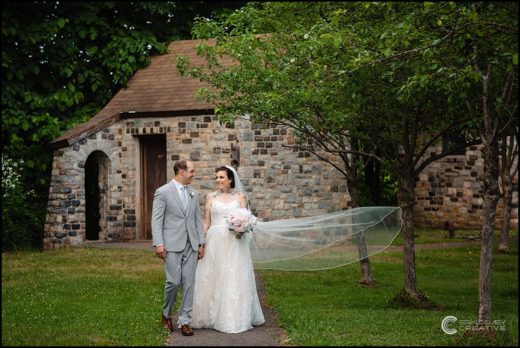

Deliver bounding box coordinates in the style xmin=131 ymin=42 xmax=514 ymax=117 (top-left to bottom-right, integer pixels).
xmin=415 ymin=144 xmax=518 ymax=230
xmin=45 ymin=130 xmax=124 ymax=248
xmin=44 ymin=115 xmax=518 ymax=249
xmin=44 ymin=114 xmax=350 ymax=248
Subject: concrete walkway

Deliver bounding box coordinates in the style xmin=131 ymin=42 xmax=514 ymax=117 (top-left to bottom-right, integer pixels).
xmin=166 ymin=272 xmax=286 ymax=346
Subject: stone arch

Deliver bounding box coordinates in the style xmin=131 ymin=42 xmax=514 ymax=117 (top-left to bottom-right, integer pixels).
xmin=85 ymin=150 xmax=110 ymax=240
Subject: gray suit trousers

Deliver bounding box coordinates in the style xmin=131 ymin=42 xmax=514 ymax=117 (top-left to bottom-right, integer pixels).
xmin=163 ymin=241 xmax=198 ymax=326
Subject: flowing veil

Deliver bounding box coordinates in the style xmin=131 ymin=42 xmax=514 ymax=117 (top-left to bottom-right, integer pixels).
xmin=225 ymin=166 xmax=402 ymax=271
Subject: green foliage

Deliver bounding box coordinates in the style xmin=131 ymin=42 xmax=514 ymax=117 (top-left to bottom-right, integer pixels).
xmin=1 ymin=1 xmax=245 ymax=249
xmin=356 ymin=159 xmax=398 ymax=206
xmin=1 ymin=155 xmax=45 ymax=251
xmin=1 ymin=2 xmax=174 ymax=231
xmin=178 ymin=2 xmax=517 ymax=208
xmin=180 ymin=1 xmax=516 ymax=173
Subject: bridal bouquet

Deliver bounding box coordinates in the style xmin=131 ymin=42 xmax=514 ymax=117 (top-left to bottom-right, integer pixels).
xmin=227 ymin=208 xmax=257 ymax=239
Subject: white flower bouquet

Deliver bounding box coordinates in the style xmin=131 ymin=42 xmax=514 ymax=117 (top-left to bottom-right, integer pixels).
xmin=227 ymin=208 xmax=257 ymax=239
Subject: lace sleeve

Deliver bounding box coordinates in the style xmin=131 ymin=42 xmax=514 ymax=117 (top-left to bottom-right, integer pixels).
xmin=234 ymin=191 xmax=248 ymax=209
xmin=203 ymin=193 xmax=214 ymax=233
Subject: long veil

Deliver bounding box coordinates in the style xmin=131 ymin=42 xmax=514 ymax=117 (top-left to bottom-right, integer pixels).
xmin=251 ymin=207 xmax=402 ymax=271
xmin=224 ymin=166 xmax=402 ymax=271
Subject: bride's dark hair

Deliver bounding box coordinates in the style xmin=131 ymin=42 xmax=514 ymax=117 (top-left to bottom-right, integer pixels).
xmin=215 ymin=166 xmax=235 ymax=188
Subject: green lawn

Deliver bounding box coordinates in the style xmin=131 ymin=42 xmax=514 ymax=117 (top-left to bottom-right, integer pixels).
xmin=2 ymin=229 xmax=518 ymax=346
xmin=2 ymin=248 xmax=168 ymax=346
xmin=391 ymin=227 xmax=487 ymax=245
xmin=259 ymin=228 xmax=518 ymax=346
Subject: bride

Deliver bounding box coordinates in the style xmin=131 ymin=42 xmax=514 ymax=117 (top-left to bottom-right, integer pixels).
xmin=191 ymin=165 xmax=265 ymax=333
xmin=191 ymin=164 xmax=402 ymax=333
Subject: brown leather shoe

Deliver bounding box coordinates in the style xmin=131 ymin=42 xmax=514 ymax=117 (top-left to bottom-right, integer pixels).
xmin=161 ymin=314 xmax=174 ymax=333
xmin=181 ymin=324 xmax=194 ymax=336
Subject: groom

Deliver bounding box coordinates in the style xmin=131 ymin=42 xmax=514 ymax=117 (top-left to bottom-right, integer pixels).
xmin=152 ymin=159 xmax=205 ymax=336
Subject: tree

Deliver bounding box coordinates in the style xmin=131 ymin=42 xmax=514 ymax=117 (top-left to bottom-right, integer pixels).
xmin=456 ymin=2 xmax=518 ymax=329
xmin=1 ymin=1 xmax=245 ymax=250
xmin=335 ymin=3 xmax=490 ymax=303
xmin=498 ymin=133 xmax=518 ymax=252
xmin=1 ymin=1 xmax=244 ymax=184
xmin=177 ymin=2 xmax=487 ymax=296
xmin=178 ymin=2 xmax=389 ymax=286
xmin=346 ymin=0 xmax=517 ymax=322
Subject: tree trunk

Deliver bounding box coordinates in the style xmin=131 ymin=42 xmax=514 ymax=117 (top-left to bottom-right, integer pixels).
xmin=475 ymin=59 xmax=503 ymax=327
xmin=398 ymin=174 xmax=420 ymax=298
xmin=356 ymin=231 xmax=375 ymax=286
xmin=349 ymin=185 xmax=375 ymax=286
xmin=477 ymin=134 xmax=501 ymax=327
xmin=498 ymin=182 xmax=512 ymax=252
xmin=498 ymin=133 xmax=517 ymax=253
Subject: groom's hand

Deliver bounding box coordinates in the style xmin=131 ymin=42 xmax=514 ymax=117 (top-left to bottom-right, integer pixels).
xmin=155 ymin=245 xmax=166 ymax=260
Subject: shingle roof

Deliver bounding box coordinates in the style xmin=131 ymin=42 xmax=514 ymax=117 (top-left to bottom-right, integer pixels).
xmin=50 ymin=39 xmax=216 ymax=148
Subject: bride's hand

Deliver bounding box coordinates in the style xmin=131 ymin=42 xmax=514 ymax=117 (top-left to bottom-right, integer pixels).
xmin=155 ymin=245 xmax=166 ymax=260
xmin=197 ymin=245 xmax=205 ymax=260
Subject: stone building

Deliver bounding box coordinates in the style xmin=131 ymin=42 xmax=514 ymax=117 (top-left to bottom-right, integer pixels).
xmin=415 ymin=143 xmax=518 ymax=230
xmin=43 ymin=39 xmax=349 ymax=249
xmin=44 ymin=39 xmax=517 ymax=249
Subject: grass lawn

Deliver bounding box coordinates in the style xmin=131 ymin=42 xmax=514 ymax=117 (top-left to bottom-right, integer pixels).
xmin=2 ymin=228 xmax=518 ymax=346
xmin=2 ymin=247 xmax=168 ymax=346
xmin=259 ymin=228 xmax=518 ymax=346
xmin=391 ymin=227 xmax=486 ymax=245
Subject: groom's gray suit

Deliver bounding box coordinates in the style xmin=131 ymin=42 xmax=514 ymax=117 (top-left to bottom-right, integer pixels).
xmin=152 ymin=180 xmax=205 ymax=326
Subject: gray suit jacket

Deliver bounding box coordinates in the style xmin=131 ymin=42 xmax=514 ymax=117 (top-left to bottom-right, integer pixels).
xmin=151 ymin=181 xmax=205 ymax=252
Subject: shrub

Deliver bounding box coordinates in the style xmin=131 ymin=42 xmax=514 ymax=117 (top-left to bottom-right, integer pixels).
xmin=1 ymin=155 xmax=44 ymax=251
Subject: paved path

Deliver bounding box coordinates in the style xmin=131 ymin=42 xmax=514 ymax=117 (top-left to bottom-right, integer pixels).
xmin=86 ymin=239 xmax=484 ymax=346
xmin=166 ymin=272 xmax=286 ymax=346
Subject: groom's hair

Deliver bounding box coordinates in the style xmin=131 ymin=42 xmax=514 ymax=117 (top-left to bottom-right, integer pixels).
xmin=216 ymin=166 xmax=235 ymax=188
xmin=174 ymin=159 xmax=188 ymax=175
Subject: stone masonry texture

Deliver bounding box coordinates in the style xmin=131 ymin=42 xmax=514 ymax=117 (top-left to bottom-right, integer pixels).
xmin=44 ymin=116 xmax=518 ymax=248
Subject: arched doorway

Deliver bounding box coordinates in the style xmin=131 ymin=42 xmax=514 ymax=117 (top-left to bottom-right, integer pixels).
xmin=85 ymin=151 xmax=109 ymax=241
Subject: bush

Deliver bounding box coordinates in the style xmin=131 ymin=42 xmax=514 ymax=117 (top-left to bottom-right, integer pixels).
xmin=1 ymin=155 xmax=44 ymax=251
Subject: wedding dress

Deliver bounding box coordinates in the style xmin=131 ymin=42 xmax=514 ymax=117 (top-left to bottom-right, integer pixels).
xmin=191 ymin=198 xmax=265 ymax=333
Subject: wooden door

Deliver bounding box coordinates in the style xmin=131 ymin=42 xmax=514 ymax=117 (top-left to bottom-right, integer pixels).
xmin=140 ymin=135 xmax=167 ymax=240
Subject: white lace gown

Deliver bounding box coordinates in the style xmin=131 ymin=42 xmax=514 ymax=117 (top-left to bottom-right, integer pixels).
xmin=191 ymin=199 xmax=265 ymax=333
